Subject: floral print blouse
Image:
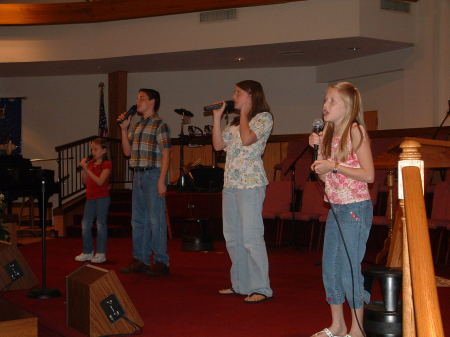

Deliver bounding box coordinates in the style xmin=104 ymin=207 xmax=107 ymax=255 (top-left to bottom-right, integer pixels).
xmin=325 ymin=131 xmax=371 ymax=205
xmin=222 ymin=112 xmax=273 ymax=189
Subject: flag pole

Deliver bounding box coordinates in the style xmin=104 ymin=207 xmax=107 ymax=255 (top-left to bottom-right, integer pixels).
xmin=98 ymin=82 xmax=108 ymax=137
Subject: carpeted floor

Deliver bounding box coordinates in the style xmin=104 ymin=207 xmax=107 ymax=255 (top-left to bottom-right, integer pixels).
xmin=2 ymin=237 xmax=450 ymax=337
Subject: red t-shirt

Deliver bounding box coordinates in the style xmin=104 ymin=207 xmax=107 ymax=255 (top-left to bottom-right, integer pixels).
xmin=86 ymin=160 xmax=112 ymax=200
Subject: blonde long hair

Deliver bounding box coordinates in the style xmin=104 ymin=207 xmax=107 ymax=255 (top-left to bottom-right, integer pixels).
xmin=321 ymin=82 xmax=364 ymax=162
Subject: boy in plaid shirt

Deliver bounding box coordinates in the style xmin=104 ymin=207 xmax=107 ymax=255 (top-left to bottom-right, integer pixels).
xmin=118 ymin=88 xmax=171 ymax=276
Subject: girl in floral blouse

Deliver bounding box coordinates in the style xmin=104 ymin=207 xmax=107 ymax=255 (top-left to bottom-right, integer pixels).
xmin=309 ymin=82 xmax=374 ymax=337
xmin=212 ymin=80 xmax=273 ymax=303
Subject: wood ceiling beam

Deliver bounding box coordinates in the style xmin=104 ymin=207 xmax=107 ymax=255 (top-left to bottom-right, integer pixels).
xmin=0 ymin=0 xmax=307 ymax=26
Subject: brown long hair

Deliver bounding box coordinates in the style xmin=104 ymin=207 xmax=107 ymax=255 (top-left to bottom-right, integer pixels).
xmin=92 ymin=137 xmax=109 ymax=161
xmin=230 ymin=80 xmax=272 ymax=126
xmin=321 ymin=82 xmax=364 ymax=162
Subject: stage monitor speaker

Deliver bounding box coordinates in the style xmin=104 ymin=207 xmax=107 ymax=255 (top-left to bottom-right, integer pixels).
xmin=66 ymin=264 xmax=144 ymax=337
xmin=0 ymin=243 xmax=38 ymax=291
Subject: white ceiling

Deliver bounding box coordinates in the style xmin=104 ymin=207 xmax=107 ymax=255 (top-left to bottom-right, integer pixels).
xmin=0 ymin=36 xmax=412 ymax=77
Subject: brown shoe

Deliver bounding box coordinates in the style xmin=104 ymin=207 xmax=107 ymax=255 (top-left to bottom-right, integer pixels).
xmin=120 ymin=258 xmax=148 ymax=274
xmin=146 ymin=261 xmax=170 ymax=276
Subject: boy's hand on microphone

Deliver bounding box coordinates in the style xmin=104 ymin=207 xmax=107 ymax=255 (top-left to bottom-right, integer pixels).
xmin=117 ymin=112 xmax=131 ymax=129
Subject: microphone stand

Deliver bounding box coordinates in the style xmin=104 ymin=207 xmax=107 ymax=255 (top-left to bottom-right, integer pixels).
xmin=284 ymin=144 xmax=310 ymax=237
xmin=431 ymin=104 xmax=450 ymax=181
xmin=28 ymin=176 xmax=61 ymax=299
xmin=432 ymin=109 xmax=450 ymax=139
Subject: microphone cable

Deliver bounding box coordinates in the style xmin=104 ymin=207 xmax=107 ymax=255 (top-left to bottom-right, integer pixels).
xmin=98 ymin=315 xmax=143 ymax=337
xmin=312 ymin=171 xmax=367 ymax=337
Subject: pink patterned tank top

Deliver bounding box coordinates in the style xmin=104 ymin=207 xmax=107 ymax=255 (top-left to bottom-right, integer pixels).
xmin=325 ymin=136 xmax=371 ymax=205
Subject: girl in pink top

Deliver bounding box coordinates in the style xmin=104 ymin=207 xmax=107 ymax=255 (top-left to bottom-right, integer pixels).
xmin=309 ymin=82 xmax=374 ymax=337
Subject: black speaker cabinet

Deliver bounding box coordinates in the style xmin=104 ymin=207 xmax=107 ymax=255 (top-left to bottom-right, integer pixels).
xmin=66 ymin=264 xmax=144 ymax=337
xmin=0 ymin=243 xmax=38 ymax=291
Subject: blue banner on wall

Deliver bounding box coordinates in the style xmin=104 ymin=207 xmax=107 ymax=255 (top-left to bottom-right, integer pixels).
xmin=0 ymin=98 xmax=23 ymax=155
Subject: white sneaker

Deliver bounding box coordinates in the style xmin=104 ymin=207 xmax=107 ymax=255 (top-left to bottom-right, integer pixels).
xmin=91 ymin=253 xmax=106 ymax=264
xmin=75 ymin=252 xmax=93 ymax=262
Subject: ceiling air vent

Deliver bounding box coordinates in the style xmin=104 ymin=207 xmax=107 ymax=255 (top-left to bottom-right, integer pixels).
xmin=200 ymin=9 xmax=237 ymax=22
xmin=380 ymin=0 xmax=410 ymax=13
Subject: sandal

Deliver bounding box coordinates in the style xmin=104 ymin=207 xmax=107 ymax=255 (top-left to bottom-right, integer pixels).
xmin=243 ymin=292 xmax=272 ymax=304
xmin=311 ymin=328 xmax=336 ymax=337
xmin=218 ymin=287 xmax=239 ymax=296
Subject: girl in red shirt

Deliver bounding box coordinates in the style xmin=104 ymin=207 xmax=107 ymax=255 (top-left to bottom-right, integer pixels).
xmin=75 ymin=138 xmax=112 ymax=264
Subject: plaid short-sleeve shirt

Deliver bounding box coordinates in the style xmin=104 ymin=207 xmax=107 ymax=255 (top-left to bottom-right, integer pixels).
xmin=128 ymin=116 xmax=171 ymax=168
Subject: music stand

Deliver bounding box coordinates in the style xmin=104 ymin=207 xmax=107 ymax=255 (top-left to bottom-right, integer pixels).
xmin=28 ymin=175 xmax=61 ymax=299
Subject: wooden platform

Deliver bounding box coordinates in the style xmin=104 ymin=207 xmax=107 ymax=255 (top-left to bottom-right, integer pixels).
xmin=0 ymin=299 xmax=37 ymax=337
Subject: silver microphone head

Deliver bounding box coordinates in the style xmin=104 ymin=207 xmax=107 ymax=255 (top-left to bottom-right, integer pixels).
xmin=312 ymin=118 xmax=324 ymax=133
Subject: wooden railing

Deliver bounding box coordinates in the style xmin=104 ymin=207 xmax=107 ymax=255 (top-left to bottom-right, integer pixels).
xmin=54 ymin=136 xmax=132 ymax=207
xmin=402 ymin=166 xmax=444 ymax=337
xmin=385 ymin=138 xmax=450 ymax=337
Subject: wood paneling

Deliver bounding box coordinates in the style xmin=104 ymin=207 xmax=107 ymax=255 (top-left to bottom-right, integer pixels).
xmin=169 ymin=144 xmax=214 ymax=184
xmin=167 ymin=125 xmax=450 ymax=185
xmin=0 ymin=299 xmax=37 ymax=337
xmin=170 ymin=141 xmax=286 ymax=184
xmin=108 ymin=71 xmax=127 ymax=140
xmin=263 ymin=142 xmax=284 ymax=182
xmin=364 ymin=110 xmax=378 ymax=131
xmin=0 ymin=0 xmax=307 ymax=25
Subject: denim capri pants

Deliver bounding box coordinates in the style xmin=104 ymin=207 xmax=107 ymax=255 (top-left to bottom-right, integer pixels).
xmin=322 ymin=199 xmax=373 ymax=309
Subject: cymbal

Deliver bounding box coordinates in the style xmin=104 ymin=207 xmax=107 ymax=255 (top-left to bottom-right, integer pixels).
xmin=174 ymin=108 xmax=194 ymax=117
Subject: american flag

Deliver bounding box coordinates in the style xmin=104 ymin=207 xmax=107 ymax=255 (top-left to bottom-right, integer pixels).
xmin=98 ymin=83 xmax=108 ymax=137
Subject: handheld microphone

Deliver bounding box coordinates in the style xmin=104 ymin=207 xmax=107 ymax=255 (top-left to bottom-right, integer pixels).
xmin=203 ymin=100 xmax=234 ymax=112
xmin=77 ymin=155 xmax=94 ymax=171
xmin=117 ymin=105 xmax=137 ymax=124
xmin=312 ymin=118 xmax=324 ymax=161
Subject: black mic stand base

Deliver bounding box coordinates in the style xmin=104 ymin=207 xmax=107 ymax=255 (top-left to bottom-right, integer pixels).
xmin=28 ymin=177 xmax=61 ymax=300
xmin=28 ymin=287 xmax=61 ymax=299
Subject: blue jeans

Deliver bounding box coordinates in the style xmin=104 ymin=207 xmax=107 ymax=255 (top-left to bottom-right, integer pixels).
xmin=322 ymin=199 xmax=373 ymax=309
xmin=222 ymin=187 xmax=272 ymax=297
xmin=131 ymin=169 xmax=169 ymax=266
xmin=82 ymin=196 xmax=111 ymax=254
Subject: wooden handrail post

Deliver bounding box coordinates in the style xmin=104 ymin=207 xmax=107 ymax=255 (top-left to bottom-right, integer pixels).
xmin=403 ymin=166 xmax=444 ymax=337
xmin=395 ymin=138 xmax=444 ymax=337
xmin=397 ymin=139 xmax=423 ymax=337
xmin=401 ymin=198 xmax=414 ymax=337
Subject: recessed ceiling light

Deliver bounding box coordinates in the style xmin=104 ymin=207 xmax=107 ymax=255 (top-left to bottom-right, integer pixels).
xmin=234 ymin=57 xmax=245 ymax=63
xmin=348 ymin=47 xmax=361 ymax=52
xmin=279 ymin=51 xmax=305 ymax=56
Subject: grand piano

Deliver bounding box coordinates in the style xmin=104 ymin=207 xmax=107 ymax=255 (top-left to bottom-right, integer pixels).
xmin=0 ymin=154 xmax=58 ymax=228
